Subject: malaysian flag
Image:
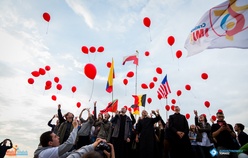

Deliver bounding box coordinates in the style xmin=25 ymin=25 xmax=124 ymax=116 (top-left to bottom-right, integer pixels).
xmin=157 ymin=75 xmax=171 ymax=98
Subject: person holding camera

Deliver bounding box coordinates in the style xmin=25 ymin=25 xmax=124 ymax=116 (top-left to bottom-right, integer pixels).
xmin=211 ymin=110 xmax=240 ymax=158
xmin=67 ymin=138 xmax=115 ymax=158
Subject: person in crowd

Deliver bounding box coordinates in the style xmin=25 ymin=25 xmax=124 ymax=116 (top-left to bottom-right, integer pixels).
xmin=154 ymin=117 xmax=166 ymax=158
xmin=135 ymin=109 xmax=161 ymax=158
xmin=194 ymin=110 xmax=215 ymax=158
xmin=189 ymin=124 xmax=199 ymax=158
xmin=128 ymin=109 xmax=138 ymax=158
xmin=34 ymin=117 xmax=79 ymax=158
xmin=164 ymin=119 xmax=172 ymax=158
xmin=0 ymin=139 xmax=13 ymax=158
xmin=92 ymin=101 xmax=104 ymax=143
xmin=57 ymin=104 xmax=75 ymax=144
xmin=95 ymin=112 xmax=112 ymax=143
xmin=168 ymin=105 xmax=192 ymax=158
xmin=110 ymin=107 xmax=132 ymax=158
xmin=47 ymin=114 xmax=60 ymax=134
xmin=76 ymin=108 xmax=94 ymax=149
xmin=238 ymin=142 xmax=248 ymax=158
xmin=234 ymin=123 xmax=248 ymax=147
xmin=211 ymin=109 xmax=240 ymax=158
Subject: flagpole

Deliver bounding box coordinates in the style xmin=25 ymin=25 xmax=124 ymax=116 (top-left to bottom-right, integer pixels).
xmin=135 ymin=50 xmax=139 ymax=119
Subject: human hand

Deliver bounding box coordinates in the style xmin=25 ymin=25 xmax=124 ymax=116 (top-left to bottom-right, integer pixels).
xmin=103 ymin=143 xmax=114 ymax=158
xmin=126 ymin=138 xmax=130 ymax=142
xmin=93 ymin=138 xmax=106 ymax=148
xmin=193 ymin=110 xmax=197 ymax=116
xmin=58 ymin=104 xmax=61 ymax=109
xmin=94 ymin=101 xmax=97 ymax=107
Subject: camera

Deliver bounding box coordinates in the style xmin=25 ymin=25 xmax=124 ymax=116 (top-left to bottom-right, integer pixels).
xmin=95 ymin=142 xmax=111 ymax=153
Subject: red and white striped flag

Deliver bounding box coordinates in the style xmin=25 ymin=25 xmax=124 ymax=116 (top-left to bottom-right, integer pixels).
xmin=157 ymin=75 xmax=171 ymax=98
xmin=122 ymin=54 xmax=138 ymax=65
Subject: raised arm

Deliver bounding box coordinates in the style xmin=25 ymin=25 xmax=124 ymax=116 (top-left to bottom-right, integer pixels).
xmin=57 ymin=117 xmax=78 ymax=156
xmin=58 ymin=104 xmax=66 ymax=123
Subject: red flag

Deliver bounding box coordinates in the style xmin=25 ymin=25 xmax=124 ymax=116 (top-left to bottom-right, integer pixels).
xmin=100 ymin=99 xmax=118 ymax=113
xmin=122 ymin=54 xmax=138 ymax=65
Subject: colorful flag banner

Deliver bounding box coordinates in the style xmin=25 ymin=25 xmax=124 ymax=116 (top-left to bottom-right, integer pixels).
xmin=157 ymin=75 xmax=171 ymax=99
xmin=106 ymin=58 xmax=115 ymax=93
xmin=132 ymin=94 xmax=146 ymax=107
xmin=100 ymin=99 xmax=118 ymax=113
xmin=185 ymin=0 xmax=248 ymax=57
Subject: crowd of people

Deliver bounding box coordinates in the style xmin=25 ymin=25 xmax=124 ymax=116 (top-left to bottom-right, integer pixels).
xmin=30 ymin=102 xmax=248 ymax=158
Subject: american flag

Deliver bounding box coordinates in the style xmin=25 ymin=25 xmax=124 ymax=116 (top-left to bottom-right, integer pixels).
xmin=157 ymin=75 xmax=171 ymax=98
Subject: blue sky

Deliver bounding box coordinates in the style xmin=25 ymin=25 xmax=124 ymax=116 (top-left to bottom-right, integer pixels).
xmin=0 ymin=0 xmax=248 ymax=157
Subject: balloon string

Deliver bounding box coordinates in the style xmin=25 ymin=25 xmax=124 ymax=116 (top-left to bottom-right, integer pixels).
xmin=149 ymin=27 xmax=152 ymax=42
xmin=170 ymin=47 xmax=174 ymax=61
xmin=46 ymin=22 xmax=49 ymax=34
xmin=89 ymin=80 xmax=95 ymax=102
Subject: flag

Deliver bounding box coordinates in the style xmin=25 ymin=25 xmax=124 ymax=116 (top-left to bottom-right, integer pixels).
xmin=132 ymin=94 xmax=146 ymax=107
xmin=184 ymin=0 xmax=248 ymax=57
xmin=106 ymin=58 xmax=115 ymax=93
xmin=122 ymin=54 xmax=138 ymax=65
xmin=100 ymin=99 xmax=118 ymax=113
xmin=157 ymin=75 xmax=171 ymax=99
xmin=131 ymin=104 xmax=140 ymax=115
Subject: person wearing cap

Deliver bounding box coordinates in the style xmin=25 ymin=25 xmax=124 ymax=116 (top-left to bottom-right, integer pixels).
xmin=211 ymin=110 xmax=240 ymax=158
xmin=194 ymin=110 xmax=215 ymax=158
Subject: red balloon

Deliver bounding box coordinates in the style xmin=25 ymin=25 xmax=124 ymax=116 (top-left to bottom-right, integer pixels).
xmin=147 ymin=97 xmax=152 ymax=104
xmin=45 ymin=85 xmax=52 ymax=90
xmin=56 ymin=84 xmax=62 ymax=90
xmin=171 ymin=99 xmax=176 ymax=104
xmin=211 ymin=115 xmax=216 ymax=121
xmin=97 ymin=46 xmax=104 ymax=53
xmin=28 ymin=78 xmax=34 ymax=84
xmin=81 ymin=46 xmax=88 ymax=54
xmin=176 ymin=90 xmax=182 ymax=96
xmin=171 ymin=105 xmax=175 ymax=111
xmin=127 ymin=71 xmax=134 ymax=78
xmin=71 ymin=86 xmax=77 ymax=93
xmin=31 ymin=71 xmax=40 ymax=77
xmin=185 ymin=84 xmax=191 ymax=91
xmin=128 ymin=108 xmax=132 ymax=112
xmin=141 ymin=83 xmax=148 ymax=89
xmin=39 ymin=68 xmax=46 ymax=75
xmin=204 ymin=101 xmax=210 ymax=108
xmin=218 ymin=109 xmax=223 ymax=113
xmin=84 ymin=63 xmax=97 ymax=80
xmin=176 ymin=50 xmax=182 ymax=59
xmin=54 ymin=77 xmax=59 ymax=83
xmin=201 ymin=73 xmax=208 ymax=80
xmin=167 ymin=36 xmax=175 ymax=46
xmin=43 ymin=12 xmax=50 ymax=22
xmin=123 ymin=79 xmax=128 ymax=85
xmin=156 ymin=67 xmax=162 ymax=74
xmin=46 ymin=80 xmax=52 ymax=86
xmin=153 ymin=77 xmax=157 ymax=82
xmin=45 ymin=65 xmax=51 ymax=71
xmin=157 ymin=94 xmax=162 ymax=100
xmin=185 ymin=113 xmax=190 ymax=119
xmin=76 ymin=102 xmax=81 ymax=108
xmin=143 ymin=17 xmax=151 ymax=27
xmin=89 ymin=46 xmax=96 ymax=53
xmin=51 ymin=95 xmax=56 ymax=101
xmin=145 ymin=51 xmax=150 ymax=56
xmin=106 ymin=62 xmax=111 ymax=68
xmin=165 ymin=105 xmax=170 ymax=111
xmin=149 ymin=82 xmax=155 ymax=89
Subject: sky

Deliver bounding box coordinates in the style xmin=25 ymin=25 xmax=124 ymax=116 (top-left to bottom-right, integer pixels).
xmin=0 ymin=0 xmax=248 ymax=157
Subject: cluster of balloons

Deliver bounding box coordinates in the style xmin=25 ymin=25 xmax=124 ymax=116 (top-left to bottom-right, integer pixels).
xmin=81 ymin=46 xmax=104 ymax=54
